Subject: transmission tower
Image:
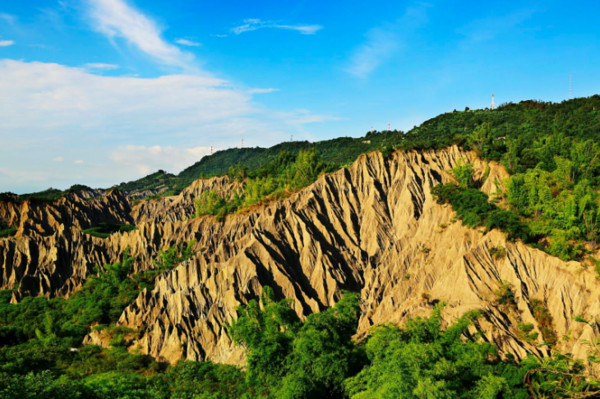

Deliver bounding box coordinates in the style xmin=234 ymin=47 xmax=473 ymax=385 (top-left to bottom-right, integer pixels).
xmin=491 ymin=93 xmax=495 ymax=110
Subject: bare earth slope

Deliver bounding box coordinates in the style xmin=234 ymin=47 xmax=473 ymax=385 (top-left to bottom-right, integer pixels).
xmin=2 ymin=146 xmax=599 ymax=366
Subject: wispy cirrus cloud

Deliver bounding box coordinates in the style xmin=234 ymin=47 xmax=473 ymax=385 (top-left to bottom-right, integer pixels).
xmin=247 ymin=87 xmax=279 ymax=94
xmin=0 ymin=13 xmax=16 ymax=25
xmin=345 ymin=3 xmax=430 ymax=79
xmin=85 ymin=62 xmax=119 ymax=70
xmin=86 ymin=0 xmax=195 ymax=71
xmin=175 ymin=38 xmax=201 ymax=47
xmin=457 ymin=9 xmax=537 ymax=45
xmin=0 ymin=40 xmax=14 ymax=47
xmin=231 ymin=19 xmax=322 ymax=35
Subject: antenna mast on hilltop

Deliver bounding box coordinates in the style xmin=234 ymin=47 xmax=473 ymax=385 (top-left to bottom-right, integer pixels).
xmin=388 ymin=123 xmax=391 ymax=131
xmin=210 ymin=145 xmax=213 ymax=155
xmin=241 ymin=137 xmax=244 ymax=148
xmin=491 ymin=93 xmax=495 ymax=110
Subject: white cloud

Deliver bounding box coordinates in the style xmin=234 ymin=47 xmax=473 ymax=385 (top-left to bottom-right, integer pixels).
xmin=247 ymin=87 xmax=279 ymax=94
xmin=74 ymin=160 xmax=84 ymax=165
xmin=87 ymin=0 xmax=195 ymax=70
xmin=345 ymin=27 xmax=400 ymax=79
xmin=0 ymin=40 xmax=14 ymax=47
xmin=0 ymin=60 xmax=251 ymax=131
xmin=345 ymin=3 xmax=430 ymax=79
xmin=175 ymin=38 xmax=201 ymax=47
xmin=231 ymin=19 xmax=322 ymax=35
xmin=53 ymin=156 xmax=64 ymax=162
xmin=110 ymin=145 xmax=211 ymax=175
xmin=85 ymin=62 xmax=119 ymax=70
xmin=0 ymin=59 xmax=335 ymax=193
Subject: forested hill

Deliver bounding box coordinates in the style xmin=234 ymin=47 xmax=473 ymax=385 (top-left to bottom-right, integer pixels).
xmin=114 ymin=134 xmax=405 ymax=196
xmin=114 ymin=95 xmax=600 ymax=195
xmin=5 ymin=95 xmax=600 ymax=204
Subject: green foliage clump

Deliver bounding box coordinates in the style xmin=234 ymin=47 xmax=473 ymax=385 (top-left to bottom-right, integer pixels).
xmin=529 ymin=299 xmax=557 ymax=346
xmin=453 ymin=159 xmax=476 ymax=188
xmin=431 ymin=183 xmax=530 ymax=241
xmin=345 ymin=307 xmax=528 ymax=399
xmin=0 ymin=242 xmax=194 ymax=373
xmin=82 ymin=223 xmax=137 ymax=238
xmin=489 ymin=246 xmax=506 ymax=259
xmin=4 ymin=281 xmax=600 ymax=398
xmin=505 ymin=162 xmax=598 ymax=260
xmin=0 ymin=185 xmax=96 ymax=204
xmin=194 ymin=190 xmax=243 ymax=220
xmin=195 ymin=148 xmax=326 ymax=220
xmin=495 ymin=282 xmax=517 ymax=308
xmin=0 ymin=221 xmax=17 ymax=238
xmin=229 ymin=287 xmax=364 ymax=398
xmin=517 ymin=322 xmax=539 ymax=344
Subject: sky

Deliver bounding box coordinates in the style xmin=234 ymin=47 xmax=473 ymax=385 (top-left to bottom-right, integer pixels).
xmin=1 ymin=0 xmax=599 ymax=193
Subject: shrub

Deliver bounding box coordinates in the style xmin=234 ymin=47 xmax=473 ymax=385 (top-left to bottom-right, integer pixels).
xmin=495 ymin=282 xmax=517 ymax=308
xmin=529 ymin=299 xmax=557 ymax=346
xmin=82 ymin=223 xmax=137 ymax=239
xmin=452 ymin=159 xmax=475 ymax=187
xmin=489 ymin=246 xmax=507 ymax=260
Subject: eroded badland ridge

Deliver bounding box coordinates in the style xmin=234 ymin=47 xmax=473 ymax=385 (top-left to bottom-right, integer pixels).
xmin=1 ymin=146 xmax=598 ymax=366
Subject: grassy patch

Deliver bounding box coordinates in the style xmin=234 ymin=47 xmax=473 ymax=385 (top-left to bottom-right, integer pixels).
xmin=529 ymin=299 xmax=557 ymax=346
xmin=82 ymin=223 xmax=137 ymax=239
xmin=0 ymin=227 xmax=16 ymax=238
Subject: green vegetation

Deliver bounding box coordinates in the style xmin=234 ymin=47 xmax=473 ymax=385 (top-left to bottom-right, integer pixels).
xmin=113 ymin=169 xmax=177 ymax=196
xmin=194 ymin=148 xmax=326 ymax=220
xmin=3 ymin=275 xmax=600 ymax=398
xmin=112 ymin=131 xmax=406 ymax=198
xmin=0 ymin=242 xmax=200 ymax=398
xmin=495 ymin=282 xmax=517 ymax=308
xmin=82 ymin=223 xmax=137 ymax=238
xmin=529 ymin=299 xmax=558 ymax=346
xmin=345 ymin=308 xmax=528 ymax=398
xmin=432 ymin=182 xmax=530 ymax=242
xmin=517 ymin=322 xmax=539 ymax=344
xmin=0 ymin=185 xmax=95 ymax=203
xmin=0 ymin=222 xmax=16 ymax=238
xmin=413 ymin=97 xmax=600 ymax=260
xmin=489 ymin=246 xmax=507 ymax=260
xmin=228 ymin=287 xmax=364 ymax=398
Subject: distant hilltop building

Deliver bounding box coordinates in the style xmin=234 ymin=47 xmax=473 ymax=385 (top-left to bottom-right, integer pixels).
xmin=491 ymin=93 xmax=495 ymax=110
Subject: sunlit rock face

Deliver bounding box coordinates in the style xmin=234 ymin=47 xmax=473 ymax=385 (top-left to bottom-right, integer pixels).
xmin=3 ymin=146 xmax=597 ymax=366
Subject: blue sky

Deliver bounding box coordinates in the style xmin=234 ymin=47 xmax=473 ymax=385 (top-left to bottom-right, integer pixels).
xmin=1 ymin=0 xmax=599 ymax=193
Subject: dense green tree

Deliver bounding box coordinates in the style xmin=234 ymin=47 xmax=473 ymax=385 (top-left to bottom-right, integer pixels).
xmin=345 ymin=307 xmax=528 ymax=399
xmin=452 ymin=159 xmax=475 ymax=188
